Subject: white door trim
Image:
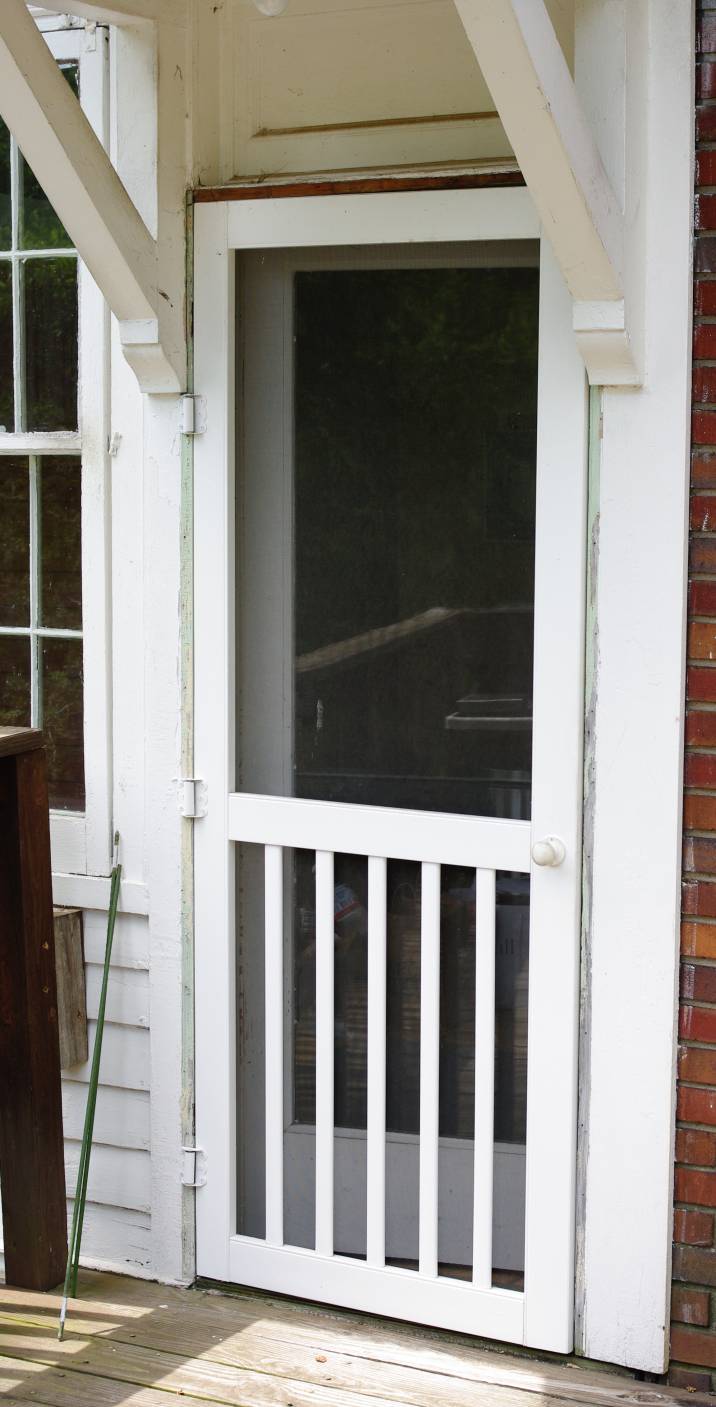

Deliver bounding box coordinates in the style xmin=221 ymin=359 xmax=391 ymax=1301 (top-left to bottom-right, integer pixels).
xmin=225 ymin=186 xmax=538 ymax=248
xmin=193 ymin=186 xmax=587 ymax=1352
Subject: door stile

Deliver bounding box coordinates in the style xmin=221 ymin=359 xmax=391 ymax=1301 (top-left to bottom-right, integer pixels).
xmin=522 ymin=239 xmax=588 ymax=1351
xmin=194 ymin=200 xmax=237 ymax=1280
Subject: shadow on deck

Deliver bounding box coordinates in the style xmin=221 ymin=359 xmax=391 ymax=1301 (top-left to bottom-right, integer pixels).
xmin=0 ymin=1271 xmax=706 ymax=1407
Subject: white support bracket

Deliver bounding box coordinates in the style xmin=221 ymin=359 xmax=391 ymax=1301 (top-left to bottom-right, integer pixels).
xmin=0 ymin=0 xmax=183 ymax=392
xmin=453 ymin=0 xmax=641 ymax=386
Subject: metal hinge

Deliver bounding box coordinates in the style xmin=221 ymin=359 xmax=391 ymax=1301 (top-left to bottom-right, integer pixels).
xmin=178 ymin=777 xmax=208 ymax=818
xmin=181 ymin=1145 xmax=207 ymax=1188
xmin=180 ymin=394 xmax=206 ymax=436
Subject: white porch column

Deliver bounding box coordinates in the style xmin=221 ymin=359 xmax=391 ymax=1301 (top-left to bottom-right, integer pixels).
xmin=576 ymin=0 xmax=693 ymax=1371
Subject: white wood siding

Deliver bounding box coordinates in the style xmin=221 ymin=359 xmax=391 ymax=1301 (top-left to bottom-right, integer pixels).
xmin=59 ymin=913 xmax=152 ymax=1274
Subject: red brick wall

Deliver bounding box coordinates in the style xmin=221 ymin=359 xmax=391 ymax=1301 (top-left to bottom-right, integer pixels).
xmin=671 ymin=1 xmax=716 ymax=1386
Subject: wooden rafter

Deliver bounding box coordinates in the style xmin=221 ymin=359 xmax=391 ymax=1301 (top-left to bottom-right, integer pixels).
xmin=453 ymin=0 xmax=639 ymax=384
xmin=0 ymin=0 xmax=183 ymax=391
xmin=33 ymin=0 xmax=184 ymax=23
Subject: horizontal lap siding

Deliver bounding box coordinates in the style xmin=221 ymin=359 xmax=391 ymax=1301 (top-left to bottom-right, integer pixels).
xmin=672 ymin=5 xmax=716 ymax=1384
xmin=61 ymin=911 xmax=151 ymax=1274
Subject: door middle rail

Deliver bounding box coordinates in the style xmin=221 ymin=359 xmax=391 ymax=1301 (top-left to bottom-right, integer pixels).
xmin=228 ymin=792 xmax=531 ymax=871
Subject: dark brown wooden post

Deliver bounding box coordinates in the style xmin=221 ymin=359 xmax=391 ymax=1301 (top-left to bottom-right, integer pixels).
xmin=0 ymin=726 xmax=68 ymax=1289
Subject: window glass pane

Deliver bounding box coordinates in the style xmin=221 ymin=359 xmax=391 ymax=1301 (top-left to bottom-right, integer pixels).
xmin=0 ymin=457 xmax=29 ymax=625
xmin=19 ymin=66 xmax=78 ymax=251
xmin=39 ymin=456 xmax=82 ymax=630
xmin=0 ymin=634 xmax=31 ymax=727
xmin=0 ymin=261 xmax=13 ymax=432
xmin=42 ymin=635 xmax=84 ymax=810
xmin=0 ymin=119 xmax=10 ymax=251
xmin=24 ymin=257 xmax=78 ymax=431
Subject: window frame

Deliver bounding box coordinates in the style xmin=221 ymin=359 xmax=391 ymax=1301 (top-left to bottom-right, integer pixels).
xmin=0 ymin=20 xmax=112 ymax=878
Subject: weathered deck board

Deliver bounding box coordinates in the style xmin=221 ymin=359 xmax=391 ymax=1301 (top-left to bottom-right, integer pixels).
xmin=0 ymin=1357 xmax=215 ymax=1407
xmin=0 ymin=1272 xmax=703 ymax=1407
xmin=0 ymin=1303 xmax=677 ymax=1407
xmin=0 ymin=1323 xmax=594 ymax=1407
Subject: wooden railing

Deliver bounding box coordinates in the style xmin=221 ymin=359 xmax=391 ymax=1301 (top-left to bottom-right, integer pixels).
xmin=0 ymin=726 xmax=67 ymax=1289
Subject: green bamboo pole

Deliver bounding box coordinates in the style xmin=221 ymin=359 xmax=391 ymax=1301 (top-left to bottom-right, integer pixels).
xmin=58 ymin=834 xmax=122 ymax=1340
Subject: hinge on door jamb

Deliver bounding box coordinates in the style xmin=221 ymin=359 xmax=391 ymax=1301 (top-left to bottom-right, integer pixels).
xmin=178 ymin=777 xmax=208 ymax=818
xmin=181 ymin=1145 xmax=207 ymax=1189
xmin=180 ymin=394 xmax=206 ymax=435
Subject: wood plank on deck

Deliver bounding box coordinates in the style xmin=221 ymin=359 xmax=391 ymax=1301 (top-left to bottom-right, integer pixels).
xmin=0 ymin=1272 xmax=703 ymax=1407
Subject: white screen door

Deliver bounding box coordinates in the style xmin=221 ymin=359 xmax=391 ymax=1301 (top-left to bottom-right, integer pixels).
xmin=194 ymin=189 xmax=587 ymax=1353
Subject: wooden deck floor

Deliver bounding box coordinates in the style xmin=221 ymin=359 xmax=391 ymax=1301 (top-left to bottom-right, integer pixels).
xmin=0 ymin=1271 xmax=706 ymax=1407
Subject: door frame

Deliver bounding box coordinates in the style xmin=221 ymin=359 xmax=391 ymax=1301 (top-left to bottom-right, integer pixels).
xmin=193 ymin=186 xmax=588 ymax=1352
xmin=236 ymin=236 xmax=538 ymax=1278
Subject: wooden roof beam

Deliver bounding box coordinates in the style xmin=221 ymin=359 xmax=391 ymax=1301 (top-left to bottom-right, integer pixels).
xmin=0 ymin=0 xmax=183 ymax=391
xmin=454 ymin=0 xmax=640 ymax=385
xmin=33 ymin=0 xmax=185 ymax=24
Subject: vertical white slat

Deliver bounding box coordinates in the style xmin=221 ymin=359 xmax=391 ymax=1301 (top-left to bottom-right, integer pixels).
xmin=473 ymin=868 xmax=496 ymax=1289
xmin=366 ymin=854 xmax=387 ymax=1269
xmin=315 ymin=848 xmax=334 ymax=1256
xmin=28 ymin=456 xmax=40 ymax=727
xmin=10 ymin=135 xmax=23 ymax=434
xmin=264 ymin=844 xmax=284 ymax=1246
xmin=419 ymin=860 xmax=441 ymax=1279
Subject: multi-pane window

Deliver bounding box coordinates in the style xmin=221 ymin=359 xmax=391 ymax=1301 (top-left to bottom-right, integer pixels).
xmin=0 ymin=64 xmax=79 ymax=433
xmin=0 ymin=455 xmax=84 ymax=808
xmin=0 ymin=59 xmax=83 ymax=811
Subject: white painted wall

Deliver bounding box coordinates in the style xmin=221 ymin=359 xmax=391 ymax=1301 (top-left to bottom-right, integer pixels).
xmin=5 ymin=0 xmax=691 ymax=1371
xmin=7 ymin=11 xmax=192 ymax=1287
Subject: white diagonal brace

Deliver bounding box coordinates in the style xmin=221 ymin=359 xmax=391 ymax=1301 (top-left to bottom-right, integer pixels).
xmin=0 ymin=0 xmax=182 ymax=391
xmin=454 ymin=0 xmax=639 ymax=384
xmin=454 ymin=0 xmax=623 ymax=301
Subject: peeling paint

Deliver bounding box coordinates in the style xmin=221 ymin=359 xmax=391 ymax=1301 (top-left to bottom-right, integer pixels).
xmin=575 ymin=385 xmax=602 ymax=1353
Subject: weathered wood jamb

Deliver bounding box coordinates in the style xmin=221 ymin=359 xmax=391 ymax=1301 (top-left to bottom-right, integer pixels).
xmin=0 ymin=0 xmax=183 ymax=392
xmin=194 ymin=168 xmax=525 ymax=202
xmin=453 ymin=0 xmax=639 ymax=386
xmin=53 ymin=907 xmax=88 ymax=1070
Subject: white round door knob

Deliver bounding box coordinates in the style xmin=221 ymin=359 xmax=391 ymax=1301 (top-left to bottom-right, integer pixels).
xmin=531 ymin=836 xmax=566 ymax=868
